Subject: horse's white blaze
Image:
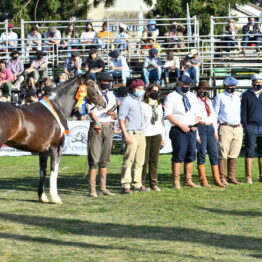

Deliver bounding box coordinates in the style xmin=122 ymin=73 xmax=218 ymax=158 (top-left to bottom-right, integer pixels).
xmin=50 ymin=163 xmax=62 ymax=203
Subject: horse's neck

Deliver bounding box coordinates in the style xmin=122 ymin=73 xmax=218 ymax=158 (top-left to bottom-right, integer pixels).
xmin=50 ymin=78 xmax=79 ymax=119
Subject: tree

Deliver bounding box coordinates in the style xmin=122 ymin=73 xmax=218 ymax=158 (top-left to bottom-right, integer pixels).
xmin=149 ymin=0 xmax=250 ymax=35
xmin=0 ymin=0 xmax=116 ymax=22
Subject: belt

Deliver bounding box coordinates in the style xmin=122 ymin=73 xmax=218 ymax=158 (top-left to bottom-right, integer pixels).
xmin=199 ymin=121 xmax=212 ymax=126
xmin=91 ymin=122 xmax=113 ymax=126
xmin=220 ymin=123 xmax=240 ymax=128
xmin=127 ymin=130 xmax=143 ymax=134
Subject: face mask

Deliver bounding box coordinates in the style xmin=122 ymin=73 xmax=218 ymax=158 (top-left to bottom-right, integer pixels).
xmin=37 ymin=55 xmax=43 ymax=59
xmin=197 ymin=91 xmax=208 ymax=98
xmin=148 ymin=25 xmax=155 ymax=31
xmin=134 ymin=90 xmax=145 ymax=98
xmin=226 ymin=87 xmax=235 ymax=94
xmin=150 ymin=92 xmax=159 ymax=100
xmin=12 ymin=56 xmax=18 ymax=60
xmin=253 ymin=85 xmax=262 ymax=91
xmin=100 ymin=83 xmax=110 ymax=90
xmin=181 ymin=86 xmax=190 ymax=93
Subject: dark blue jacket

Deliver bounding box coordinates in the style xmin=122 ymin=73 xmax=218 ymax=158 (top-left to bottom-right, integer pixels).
xmin=241 ymin=89 xmax=262 ymax=128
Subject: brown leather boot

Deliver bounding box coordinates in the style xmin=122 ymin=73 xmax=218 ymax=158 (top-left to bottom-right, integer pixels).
xmin=245 ymin=157 xmax=253 ymax=184
xmin=98 ymin=168 xmax=115 ymax=196
xmin=219 ymin=159 xmax=228 ymax=186
xmin=88 ymin=168 xmax=98 ymax=197
xmin=258 ymin=157 xmax=262 ymax=182
xmin=184 ymin=162 xmax=201 ymax=188
xmin=198 ymin=164 xmax=211 ymax=187
xmin=228 ymin=158 xmax=241 ymax=184
xmin=172 ymin=162 xmax=181 ymax=189
xmin=212 ymin=165 xmax=225 ymax=187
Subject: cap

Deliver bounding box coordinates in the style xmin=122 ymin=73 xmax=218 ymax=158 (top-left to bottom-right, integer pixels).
xmin=188 ymin=49 xmax=198 ymax=57
xmin=192 ymin=80 xmax=213 ymax=90
xmin=251 ymin=74 xmax=262 ymax=81
xmin=89 ymin=48 xmax=98 ymax=55
xmin=223 ymin=76 xmax=239 ymax=86
xmin=128 ymin=79 xmax=145 ymax=89
xmin=8 ymin=23 xmax=14 ymax=28
xmin=43 ymin=86 xmax=53 ymax=94
xmin=10 ymin=50 xmax=20 ymax=56
xmin=149 ymin=48 xmax=158 ymax=55
xmin=178 ymin=75 xmax=193 ymax=85
xmin=109 ymin=50 xmax=120 ymax=58
xmin=96 ymin=72 xmax=114 ymax=82
xmin=25 ymin=90 xmax=37 ymax=98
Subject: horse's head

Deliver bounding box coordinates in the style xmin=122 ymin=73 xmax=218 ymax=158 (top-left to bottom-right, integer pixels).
xmin=76 ymin=77 xmax=106 ymax=110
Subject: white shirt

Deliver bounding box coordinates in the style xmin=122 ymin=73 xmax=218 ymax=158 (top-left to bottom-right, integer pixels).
xmin=197 ymin=97 xmax=218 ymax=133
xmin=88 ymin=91 xmax=116 ymax=122
xmin=164 ymin=56 xmax=180 ymax=69
xmin=0 ymin=32 xmax=18 ymax=48
xmin=164 ymin=90 xmax=200 ymax=126
xmin=80 ymin=31 xmax=97 ymax=43
xmin=110 ymin=56 xmax=129 ymax=70
xmin=27 ymin=32 xmax=42 ymax=49
xmin=213 ymin=91 xmax=241 ymax=125
xmin=142 ymin=102 xmax=165 ymax=139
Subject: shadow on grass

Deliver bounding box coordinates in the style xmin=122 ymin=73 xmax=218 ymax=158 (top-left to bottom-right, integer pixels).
xmin=0 ymin=212 xmax=261 ymax=253
xmin=199 ymin=207 xmax=262 ymax=217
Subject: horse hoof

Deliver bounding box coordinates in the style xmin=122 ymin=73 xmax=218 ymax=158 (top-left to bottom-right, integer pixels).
xmin=52 ymin=200 xmax=63 ymax=205
xmin=39 ymin=193 xmax=49 ymax=203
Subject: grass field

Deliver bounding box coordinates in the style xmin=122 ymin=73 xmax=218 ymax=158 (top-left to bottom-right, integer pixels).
xmin=0 ymin=154 xmax=262 ymax=262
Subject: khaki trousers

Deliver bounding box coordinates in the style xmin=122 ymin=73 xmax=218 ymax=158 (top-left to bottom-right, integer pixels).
xmin=219 ymin=125 xmax=243 ymax=159
xmin=121 ymin=131 xmax=146 ymax=189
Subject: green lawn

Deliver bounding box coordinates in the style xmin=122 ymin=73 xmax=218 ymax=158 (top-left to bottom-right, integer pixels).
xmin=0 ymin=154 xmax=262 ymax=262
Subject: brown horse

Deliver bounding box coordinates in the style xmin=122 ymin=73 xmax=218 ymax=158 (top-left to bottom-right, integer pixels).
xmin=0 ymin=75 xmax=106 ymax=204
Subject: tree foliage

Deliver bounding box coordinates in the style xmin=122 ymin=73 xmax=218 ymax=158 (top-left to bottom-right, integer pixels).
xmin=150 ymin=0 xmax=250 ymax=34
xmin=0 ymin=0 xmax=116 ymax=22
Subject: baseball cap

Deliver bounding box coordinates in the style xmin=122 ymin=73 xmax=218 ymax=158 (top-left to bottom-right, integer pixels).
xmin=223 ymin=77 xmax=239 ymax=86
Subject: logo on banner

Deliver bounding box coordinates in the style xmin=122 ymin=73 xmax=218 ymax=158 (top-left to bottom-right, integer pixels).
xmin=67 ymin=125 xmax=88 ymax=152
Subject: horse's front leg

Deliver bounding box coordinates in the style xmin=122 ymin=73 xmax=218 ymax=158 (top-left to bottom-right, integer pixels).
xmin=49 ymin=146 xmax=63 ymax=204
xmin=38 ymin=152 xmax=49 ymax=203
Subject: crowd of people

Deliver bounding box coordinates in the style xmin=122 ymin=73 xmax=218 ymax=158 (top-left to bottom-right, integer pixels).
xmin=82 ymin=69 xmax=262 ymax=196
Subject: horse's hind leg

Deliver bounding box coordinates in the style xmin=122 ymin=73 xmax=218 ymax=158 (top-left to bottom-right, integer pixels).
xmin=49 ymin=146 xmax=63 ymax=204
xmin=38 ymin=153 xmax=49 ymax=203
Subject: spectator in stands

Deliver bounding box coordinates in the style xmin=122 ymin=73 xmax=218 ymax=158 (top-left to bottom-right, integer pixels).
xmin=193 ymin=81 xmax=224 ymax=187
xmin=87 ymin=72 xmax=116 ymax=197
xmin=24 ymin=50 xmax=48 ymax=82
xmin=80 ymin=22 xmax=97 ymax=51
xmin=97 ymin=21 xmax=113 ymax=49
xmin=142 ymin=48 xmax=162 ymax=86
xmin=26 ymin=25 xmax=42 ymax=52
xmin=7 ymin=51 xmax=24 ymax=90
xmin=38 ymin=77 xmax=55 ymax=97
xmin=23 ymin=89 xmax=38 ymax=105
xmin=20 ymin=77 xmax=37 ymax=105
xmin=221 ymin=19 xmax=239 ymax=53
xmin=242 ymin=17 xmax=261 ymax=56
xmin=164 ymin=75 xmax=201 ymax=189
xmin=43 ymin=26 xmax=61 ymax=51
xmin=114 ymin=23 xmax=129 ymax=51
xmin=163 ymin=50 xmax=180 ymax=84
xmin=142 ymin=20 xmax=159 ymax=43
xmin=85 ymin=48 xmax=105 ymax=81
xmin=0 ymin=60 xmax=13 ymax=101
xmin=213 ymin=77 xmax=243 ymax=185
xmin=57 ymin=73 xmax=69 ymax=84
xmin=61 ymin=24 xmax=79 ymax=54
xmin=182 ymin=49 xmax=202 ymax=86
xmin=164 ymin=21 xmax=186 ymax=50
xmin=108 ymin=50 xmax=130 ymax=86
xmin=119 ymin=79 xmax=149 ymax=194
xmin=64 ymin=52 xmax=82 ymax=78
xmin=241 ymin=74 xmax=262 ymax=184
xmin=0 ymin=23 xmax=18 ymax=51
xmin=142 ymin=84 xmax=165 ymax=191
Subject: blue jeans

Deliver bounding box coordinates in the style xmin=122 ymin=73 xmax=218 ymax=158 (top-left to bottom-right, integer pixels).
xmin=184 ymin=66 xmax=200 ymax=84
xmin=221 ymin=37 xmax=236 ymax=52
xmin=242 ymin=34 xmax=260 ymax=47
xmin=245 ymin=124 xmax=262 ymax=157
xmin=197 ymin=124 xmax=219 ymax=165
xmin=169 ymin=126 xmax=197 ymax=163
xmin=108 ymin=69 xmax=130 ymax=84
xmin=143 ymin=67 xmax=162 ymax=85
